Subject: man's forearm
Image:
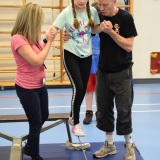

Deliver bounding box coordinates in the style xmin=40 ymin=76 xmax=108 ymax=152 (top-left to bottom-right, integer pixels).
xmin=108 ymin=29 xmax=134 ymax=52
xmin=92 ymin=25 xmax=102 ymax=34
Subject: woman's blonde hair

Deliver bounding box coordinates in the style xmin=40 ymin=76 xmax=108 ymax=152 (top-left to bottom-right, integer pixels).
xmin=11 ymin=2 xmax=44 ymax=45
xmin=71 ymin=0 xmax=94 ymax=29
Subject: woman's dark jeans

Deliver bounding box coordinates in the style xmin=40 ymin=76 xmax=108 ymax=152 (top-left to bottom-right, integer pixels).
xmin=15 ymin=84 xmax=49 ymax=157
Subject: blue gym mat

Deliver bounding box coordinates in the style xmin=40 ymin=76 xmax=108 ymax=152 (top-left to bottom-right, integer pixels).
xmin=0 ymin=142 xmax=144 ymax=160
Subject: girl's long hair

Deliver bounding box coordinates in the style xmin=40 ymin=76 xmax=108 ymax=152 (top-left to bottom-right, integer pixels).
xmin=71 ymin=0 xmax=94 ymax=29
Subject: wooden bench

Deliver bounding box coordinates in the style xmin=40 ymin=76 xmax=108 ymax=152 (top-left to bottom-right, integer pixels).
xmin=0 ymin=113 xmax=72 ymax=160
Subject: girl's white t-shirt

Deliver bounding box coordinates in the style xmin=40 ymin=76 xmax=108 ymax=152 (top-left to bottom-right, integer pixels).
xmin=53 ymin=4 xmax=100 ymax=58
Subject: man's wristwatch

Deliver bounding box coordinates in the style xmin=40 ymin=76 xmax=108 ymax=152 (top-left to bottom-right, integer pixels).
xmin=43 ymin=38 xmax=47 ymax=44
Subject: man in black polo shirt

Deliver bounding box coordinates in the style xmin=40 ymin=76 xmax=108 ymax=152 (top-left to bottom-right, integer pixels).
xmin=92 ymin=0 xmax=138 ymax=160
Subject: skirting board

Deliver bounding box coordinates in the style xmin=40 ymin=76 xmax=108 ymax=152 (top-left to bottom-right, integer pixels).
xmin=134 ymin=78 xmax=160 ymax=84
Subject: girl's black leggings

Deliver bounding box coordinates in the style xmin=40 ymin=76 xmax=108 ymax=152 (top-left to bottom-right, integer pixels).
xmin=63 ymin=50 xmax=92 ymax=125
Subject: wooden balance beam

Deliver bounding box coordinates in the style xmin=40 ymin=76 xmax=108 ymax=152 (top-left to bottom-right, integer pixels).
xmin=0 ymin=113 xmax=72 ymax=160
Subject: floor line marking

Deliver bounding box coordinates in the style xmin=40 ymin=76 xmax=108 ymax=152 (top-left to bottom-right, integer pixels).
xmin=1 ymin=103 xmax=160 ymax=110
xmin=1 ymin=92 xmax=160 ymax=98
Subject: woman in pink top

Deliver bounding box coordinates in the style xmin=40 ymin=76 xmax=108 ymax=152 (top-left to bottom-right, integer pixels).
xmin=11 ymin=2 xmax=57 ymax=160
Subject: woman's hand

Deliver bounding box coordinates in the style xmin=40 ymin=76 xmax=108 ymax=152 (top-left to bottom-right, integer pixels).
xmin=45 ymin=26 xmax=57 ymax=42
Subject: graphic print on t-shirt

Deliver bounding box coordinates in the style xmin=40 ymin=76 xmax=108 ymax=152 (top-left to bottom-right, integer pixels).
xmin=68 ymin=20 xmax=91 ymax=48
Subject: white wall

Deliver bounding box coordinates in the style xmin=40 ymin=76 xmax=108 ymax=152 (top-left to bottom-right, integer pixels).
xmin=133 ymin=0 xmax=160 ymax=79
